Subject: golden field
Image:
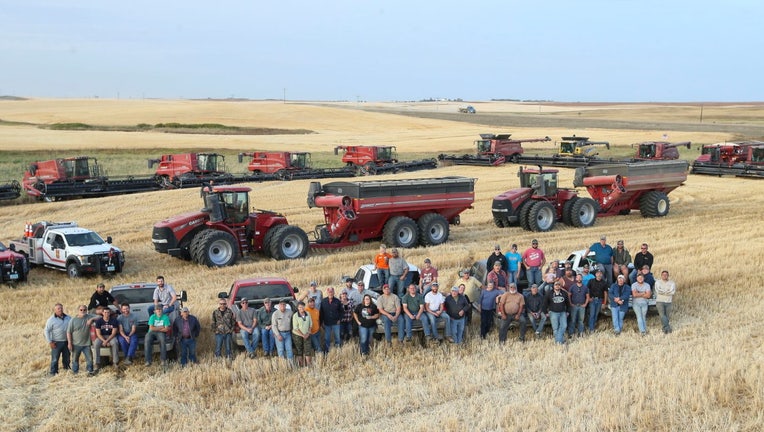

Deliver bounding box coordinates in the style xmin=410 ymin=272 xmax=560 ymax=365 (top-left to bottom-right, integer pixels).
xmin=0 ymin=99 xmax=763 ymax=431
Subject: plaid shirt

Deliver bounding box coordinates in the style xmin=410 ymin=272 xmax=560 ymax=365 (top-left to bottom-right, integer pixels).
xmin=340 ymin=299 xmax=355 ymax=323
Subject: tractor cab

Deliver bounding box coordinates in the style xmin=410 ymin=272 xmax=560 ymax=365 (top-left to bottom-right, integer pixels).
xmin=638 ymin=143 xmax=656 ymax=159
xmin=376 ymin=146 xmax=396 ymax=162
xmin=475 ymin=139 xmax=492 ymax=154
xmin=61 ymin=157 xmax=102 ymax=180
xmin=197 ymin=153 xmax=226 ymax=173
xmin=290 ymin=152 xmax=310 ymax=169
xmin=518 ymin=167 xmax=559 ymax=197
xmin=203 ymin=185 xmax=251 ymax=224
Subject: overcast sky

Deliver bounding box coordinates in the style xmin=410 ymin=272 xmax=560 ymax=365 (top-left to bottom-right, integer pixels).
xmin=1 ymin=1 xmax=761 ymax=102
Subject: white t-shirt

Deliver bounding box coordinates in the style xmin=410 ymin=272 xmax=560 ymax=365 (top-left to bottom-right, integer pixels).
xmin=424 ymin=291 xmax=445 ymax=312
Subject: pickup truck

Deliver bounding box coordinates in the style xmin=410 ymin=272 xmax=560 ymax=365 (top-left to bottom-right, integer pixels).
xmin=93 ymin=282 xmax=187 ymax=365
xmin=0 ymin=241 xmax=29 ymax=283
xmin=218 ymin=277 xmax=299 ymax=349
xmin=8 ymin=221 xmax=125 ymax=278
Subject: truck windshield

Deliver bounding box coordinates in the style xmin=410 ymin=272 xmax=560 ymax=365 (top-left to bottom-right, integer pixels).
xmin=230 ymin=283 xmax=292 ymax=301
xmin=65 ymin=232 xmax=105 ymax=246
xmin=0 ymin=241 xmax=6 ymax=251
xmin=111 ymin=288 xmax=155 ymax=305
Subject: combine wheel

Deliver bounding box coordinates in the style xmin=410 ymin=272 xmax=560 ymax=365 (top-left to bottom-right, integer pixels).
xmin=383 ymin=216 xmax=418 ymax=248
xmin=639 ymin=191 xmax=670 ymax=218
xmin=268 ymin=225 xmax=309 ymax=260
xmin=528 ymin=201 xmax=556 ymax=232
xmin=518 ymin=200 xmax=536 ymax=231
xmin=360 ymin=162 xmax=377 ymax=176
xmin=193 ymin=230 xmax=239 ymax=267
xmin=275 ymin=169 xmax=287 ymax=180
xmin=418 ymin=213 xmax=450 ymax=246
xmin=67 ymin=262 xmax=81 ymax=278
xmin=493 ymin=215 xmax=508 ymax=228
xmin=562 ymin=196 xmax=579 ymax=226
xmin=571 ymin=197 xmax=598 ymax=228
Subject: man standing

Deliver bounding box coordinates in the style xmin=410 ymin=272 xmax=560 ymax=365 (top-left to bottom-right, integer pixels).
xmin=545 ymin=282 xmax=569 ymax=345
xmin=212 ymin=298 xmax=236 ymax=359
xmin=256 ymin=299 xmax=276 ymax=356
xmin=419 ymin=258 xmax=439 ymax=295
xmin=387 ymin=248 xmax=409 ymax=297
xmin=272 ymin=300 xmax=294 ymax=363
xmin=478 ymin=281 xmax=502 ymax=339
xmin=339 ymin=291 xmax=355 ymax=343
xmin=613 ymin=240 xmax=632 ymax=282
xmin=424 ymin=282 xmax=450 ymax=341
xmin=631 ymin=273 xmax=652 ymax=335
xmin=320 ymin=287 xmax=343 ymax=352
xmin=486 ymin=261 xmax=509 ymax=291
xmin=608 ymin=275 xmax=631 ymax=335
xmin=377 ymin=284 xmax=404 ymax=344
xmin=373 ymin=244 xmax=392 ymax=286
xmin=402 ymin=283 xmax=428 ymax=341
xmin=305 ymin=298 xmax=322 ymax=354
xmin=630 ymin=243 xmax=654 ymax=283
xmin=291 ymin=302 xmax=313 ymax=367
xmin=66 ymin=305 xmax=97 ymax=375
xmin=117 ymin=303 xmax=138 ymax=365
xmin=298 ymin=281 xmax=323 ymax=311
xmin=586 ymin=269 xmax=609 ymax=333
xmin=87 ymin=283 xmax=117 ymax=313
xmin=236 ymin=298 xmax=259 ymax=359
xmin=525 ymin=285 xmax=547 ymax=337
xmin=454 ymin=268 xmax=483 ymax=310
xmin=497 ymin=283 xmax=527 ymax=343
xmin=584 ymin=235 xmax=614 ymax=285
xmin=148 ymin=276 xmax=177 ymax=316
xmin=567 ymin=274 xmax=590 ymax=337
xmin=522 ymin=239 xmax=546 ymax=287
xmin=654 ymin=270 xmax=676 ymax=334
xmin=173 ymin=307 xmax=201 ymax=366
xmin=487 ymin=244 xmax=509 ymax=273
xmin=93 ymin=308 xmax=120 ymax=369
xmin=144 ymin=307 xmax=171 ymax=366
xmin=505 ymin=244 xmax=522 ymax=285
xmin=444 ymin=286 xmax=470 ymax=345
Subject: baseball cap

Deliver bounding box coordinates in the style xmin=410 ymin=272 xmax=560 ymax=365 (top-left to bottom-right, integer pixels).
xmin=181 ymin=307 xmax=189 ymax=313
xmin=532 ymin=239 xmax=538 ymax=244
xmin=617 ymin=275 xmax=625 ymax=280
xmin=310 ymin=281 xmax=317 ymax=286
xmin=263 ymin=298 xmax=272 ymax=303
xmin=432 ymin=282 xmax=439 ymax=286
xmin=345 ymin=277 xmax=354 ymax=283
xmin=424 ymin=258 xmax=431 ymax=263
xmin=600 ymin=235 xmax=607 ymax=240
xmin=382 ymin=284 xmax=390 ymax=289
xmin=278 ymin=299 xmax=287 ymax=304
xmin=451 ymin=286 xmax=459 ymax=291
xmin=240 ymin=298 xmax=248 ymax=303
xmin=308 ymin=298 xmax=315 ymax=303
xmin=494 ymin=244 xmax=501 ymax=250
xmin=511 ymin=244 xmax=517 ymax=249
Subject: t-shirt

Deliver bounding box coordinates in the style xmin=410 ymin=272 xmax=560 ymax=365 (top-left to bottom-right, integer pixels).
xmin=569 ymin=283 xmax=589 ymax=305
xmin=88 ymin=291 xmax=115 ymax=310
xmin=148 ymin=314 xmax=171 ymax=331
xmin=354 ymin=303 xmax=379 ymax=328
xmin=420 ymin=267 xmax=438 ymax=287
xmin=67 ymin=314 xmax=97 ymax=346
xmin=117 ymin=314 xmax=138 ymax=335
xmin=479 ymin=288 xmax=503 ymax=311
xmin=402 ymin=293 xmax=424 ymax=315
xmin=505 ymin=252 xmax=522 ymax=272
xmin=153 ymin=285 xmax=177 ymax=306
xmin=424 ymin=291 xmax=446 ymax=313
xmin=522 ymin=248 xmax=545 ymax=268
xmin=589 ymin=243 xmax=614 ymax=265
xmin=377 ymin=294 xmax=401 ymax=314
xmin=291 ymin=312 xmax=312 ymax=336
xmin=236 ymin=307 xmax=257 ymax=328
xmin=94 ymin=317 xmax=119 ymax=337
xmin=374 ymin=252 xmax=391 ymax=270
xmin=388 ymin=257 xmax=408 ymax=276
xmin=631 ymin=282 xmax=651 ymax=306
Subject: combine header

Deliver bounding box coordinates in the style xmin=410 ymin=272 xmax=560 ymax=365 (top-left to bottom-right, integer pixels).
xmin=238 ymin=151 xmax=353 ymax=180
xmin=0 ymin=180 xmax=21 ymax=201
xmin=439 ymin=133 xmax=551 ymax=166
xmin=691 ymin=141 xmax=764 ymax=178
xmin=334 ymin=145 xmax=437 ymax=175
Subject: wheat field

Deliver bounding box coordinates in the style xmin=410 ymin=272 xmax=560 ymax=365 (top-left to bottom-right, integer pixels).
xmin=0 ymin=99 xmax=762 ymax=432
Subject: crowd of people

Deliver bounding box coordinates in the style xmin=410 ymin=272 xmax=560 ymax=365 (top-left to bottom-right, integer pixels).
xmin=43 ymin=237 xmax=678 ymax=374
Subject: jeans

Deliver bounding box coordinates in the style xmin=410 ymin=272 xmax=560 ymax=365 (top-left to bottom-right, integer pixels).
xmin=587 ymin=298 xmax=603 ymax=331
xmin=479 ymin=309 xmax=495 ymax=338
xmin=568 ymin=305 xmax=586 ymax=335
xmin=71 ymin=345 xmax=93 ymax=374
xmin=656 ymin=302 xmax=673 ymax=333
xmin=611 ymin=306 xmax=626 ymax=333
xmin=118 ymin=334 xmax=139 ymax=359
xmin=633 ymin=302 xmax=648 ymax=333
xmin=389 ymin=274 xmax=406 ymax=297
xmin=49 ymin=341 xmax=70 ymax=375
xmin=526 ymin=267 xmax=542 ymax=287
xmin=309 ymin=332 xmax=322 ymax=353
xmin=147 ymin=304 xmax=175 ymax=316
xmin=340 ymin=321 xmax=353 ymax=341
xmin=499 ymin=314 xmax=527 ymax=342
xmin=323 ymin=324 xmax=341 ymax=352
xmin=179 ymin=338 xmax=197 ymax=365
xmin=382 ymin=314 xmax=404 ymax=342
xmin=275 ymin=331 xmax=293 ymax=359
xmin=260 ymin=327 xmax=275 ymax=354
xmin=359 ymin=326 xmax=374 ymax=355
xmin=404 ymin=313 xmax=429 ymax=338
xmin=94 ymin=338 xmax=119 ymax=365
xmin=377 ymin=268 xmax=390 ymax=286
xmin=450 ymin=317 xmax=466 ymax=344
xmin=425 ymin=312 xmax=450 ymax=339
xmin=527 ymin=312 xmax=547 ymax=333
xmin=549 ymin=311 xmax=567 ymax=344
xmin=240 ymin=328 xmax=260 ymax=354
xmin=215 ymin=333 xmax=233 ymax=358
xmin=144 ymin=331 xmax=167 ymax=363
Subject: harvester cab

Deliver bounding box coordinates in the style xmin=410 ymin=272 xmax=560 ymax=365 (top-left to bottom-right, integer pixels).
xmin=635 ymin=141 xmax=691 ymax=160
xmin=202 ymin=185 xmax=250 ymax=224
xmin=558 ymin=136 xmax=610 ymax=158
xmin=290 ymin=152 xmax=310 ymax=169
xmin=376 ymin=146 xmax=397 ymax=163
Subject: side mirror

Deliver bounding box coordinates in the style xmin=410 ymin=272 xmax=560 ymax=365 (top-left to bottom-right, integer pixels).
xmin=217 ymin=292 xmax=228 ymax=299
xmin=106 ymin=236 xmax=113 ymax=244
xmin=9 ymin=244 xmax=15 ymax=251
xmin=179 ymin=290 xmax=188 ymax=302
xmin=292 ymin=287 xmax=299 ymax=293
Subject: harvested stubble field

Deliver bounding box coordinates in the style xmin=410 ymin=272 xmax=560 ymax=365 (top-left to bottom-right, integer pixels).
xmin=0 ymin=99 xmax=762 ymax=432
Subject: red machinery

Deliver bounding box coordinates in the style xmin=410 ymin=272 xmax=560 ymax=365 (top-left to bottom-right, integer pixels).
xmin=237 ymin=151 xmax=353 ymax=180
xmin=334 ymin=145 xmax=437 ymax=175
xmin=439 ymin=133 xmax=552 ymax=166
xmin=632 ymin=141 xmax=691 ymax=161
xmin=491 ymin=160 xmax=689 ymax=232
xmin=692 ymin=141 xmax=764 ymax=178
xmin=148 ymin=152 xmax=231 ymax=187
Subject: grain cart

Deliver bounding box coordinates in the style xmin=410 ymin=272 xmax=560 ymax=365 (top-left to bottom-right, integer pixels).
xmin=491 ymin=160 xmax=689 ymax=232
xmin=148 ymin=152 xmax=234 ymax=187
xmin=439 ymin=133 xmax=551 ymax=166
xmin=237 ymin=151 xmax=353 ymax=180
xmin=334 ymin=145 xmax=437 ymax=175
xmin=632 ymin=141 xmax=691 ymax=161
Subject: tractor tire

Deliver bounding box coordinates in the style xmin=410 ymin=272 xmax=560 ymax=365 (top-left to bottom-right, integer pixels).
xmin=67 ymin=262 xmax=81 ymax=278
xmin=192 ymin=230 xmax=239 ymax=267
xmin=383 ymin=216 xmax=419 ymax=249
xmin=639 ymin=191 xmax=670 ymax=218
xmin=189 ymin=230 xmax=206 ymax=262
xmin=268 ymin=225 xmax=309 ymax=260
xmin=261 ymin=227 xmax=279 ymax=258
xmin=571 ymin=197 xmax=598 ymax=228
xmin=418 ymin=213 xmax=450 ymax=246
xmin=528 ymin=201 xmax=556 ymax=232
xmin=562 ymin=196 xmax=579 ymax=226
xmin=518 ymin=200 xmax=536 ymax=231
xmin=493 ymin=215 xmax=508 ymax=228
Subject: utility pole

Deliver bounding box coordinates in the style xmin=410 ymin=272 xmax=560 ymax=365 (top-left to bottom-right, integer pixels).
xmin=283 ymin=88 xmax=286 ymax=104
xmin=699 ymin=104 xmax=704 ymax=123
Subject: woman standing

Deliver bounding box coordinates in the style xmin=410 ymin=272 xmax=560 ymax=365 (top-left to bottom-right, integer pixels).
xmin=353 ymin=295 xmax=379 ymax=355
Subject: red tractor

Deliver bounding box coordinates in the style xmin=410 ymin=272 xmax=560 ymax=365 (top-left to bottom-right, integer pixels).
xmin=632 ymin=141 xmax=691 ymax=161
xmin=237 ymin=151 xmax=353 ymax=180
xmin=148 ymin=152 xmax=229 ymax=187
xmin=334 ymin=145 xmax=437 ymax=175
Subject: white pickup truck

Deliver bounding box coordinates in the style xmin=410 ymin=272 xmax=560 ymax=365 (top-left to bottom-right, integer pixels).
xmin=8 ymin=221 xmax=125 ymax=278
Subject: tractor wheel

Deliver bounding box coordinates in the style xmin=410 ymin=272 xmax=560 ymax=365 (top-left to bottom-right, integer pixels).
xmin=571 ymin=197 xmax=598 ymax=228
xmin=67 ymin=262 xmax=81 ymax=278
xmin=639 ymin=191 xmax=670 ymax=218
xmin=189 ymin=230 xmax=206 ymax=262
xmin=261 ymin=227 xmax=278 ymax=258
xmin=528 ymin=201 xmax=556 ymax=232
xmin=268 ymin=225 xmax=309 ymax=260
xmin=192 ymin=230 xmax=239 ymax=267
xmin=518 ymin=200 xmax=536 ymax=231
xmin=562 ymin=196 xmax=579 ymax=226
xmin=418 ymin=213 xmax=450 ymax=246
xmin=383 ymin=216 xmax=419 ymax=249
xmin=493 ymin=215 xmax=508 ymax=228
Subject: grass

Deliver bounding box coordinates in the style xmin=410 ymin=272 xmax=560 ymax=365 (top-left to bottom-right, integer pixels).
xmin=0 ymin=100 xmax=763 ymax=431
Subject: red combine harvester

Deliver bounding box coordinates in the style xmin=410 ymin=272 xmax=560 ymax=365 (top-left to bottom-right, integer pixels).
xmin=632 ymin=141 xmax=691 ymax=161
xmin=439 ymin=133 xmax=551 ymax=166
xmin=237 ymin=151 xmax=353 ymax=180
xmin=148 ymin=152 xmax=234 ymax=187
xmin=491 ymin=160 xmax=689 ymax=232
xmin=334 ymin=145 xmax=437 ymax=175
xmin=691 ymin=141 xmax=764 ymax=178
xmin=151 ymin=177 xmax=475 ymax=266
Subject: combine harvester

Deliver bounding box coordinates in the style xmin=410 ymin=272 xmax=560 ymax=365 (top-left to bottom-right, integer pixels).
xmin=438 ymin=133 xmax=551 ymax=166
xmin=237 ymin=151 xmax=354 ymax=180
xmin=514 ymin=136 xmax=612 ymax=168
xmin=334 ymin=145 xmax=437 ymax=175
xmin=491 ymin=160 xmax=689 ymax=232
xmin=691 ymin=141 xmax=764 ymax=178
